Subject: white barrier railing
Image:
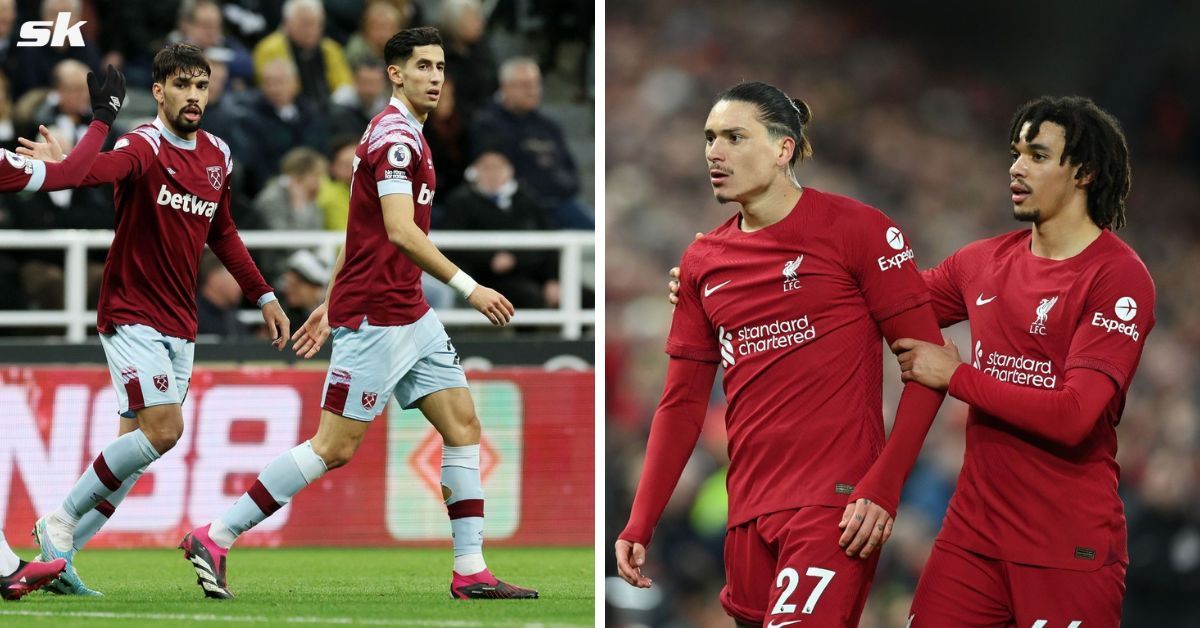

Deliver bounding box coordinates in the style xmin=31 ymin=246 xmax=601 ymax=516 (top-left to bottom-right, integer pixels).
xmin=0 ymin=230 xmax=595 ymax=341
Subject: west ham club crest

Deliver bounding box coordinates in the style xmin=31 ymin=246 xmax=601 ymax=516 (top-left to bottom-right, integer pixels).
xmin=207 ymin=166 xmax=224 ymax=190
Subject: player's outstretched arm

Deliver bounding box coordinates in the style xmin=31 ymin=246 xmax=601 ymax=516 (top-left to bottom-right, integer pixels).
xmin=381 ymin=193 xmax=514 ymax=326
xmin=617 ymin=356 xmax=717 ymax=587
xmin=894 ymin=337 xmax=1119 ymax=447
xmin=13 ymin=66 xmax=127 ymax=191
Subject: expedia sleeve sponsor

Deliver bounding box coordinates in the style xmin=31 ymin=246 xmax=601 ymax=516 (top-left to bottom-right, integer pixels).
xmin=1064 ymin=261 xmax=1156 ymax=388
xmin=842 ymin=206 xmax=931 ymax=322
xmin=877 ymin=247 xmax=915 ymax=272
xmin=1089 ymin=297 xmax=1142 ymax=342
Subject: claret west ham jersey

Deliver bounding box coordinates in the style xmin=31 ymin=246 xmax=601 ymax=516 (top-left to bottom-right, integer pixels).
xmin=87 ymin=119 xmax=271 ymax=341
xmin=667 ymin=187 xmax=930 ymax=527
xmin=923 ymin=229 xmax=1155 ymax=570
xmin=0 ymin=149 xmax=48 ymax=192
xmin=329 ymin=96 xmax=436 ymax=330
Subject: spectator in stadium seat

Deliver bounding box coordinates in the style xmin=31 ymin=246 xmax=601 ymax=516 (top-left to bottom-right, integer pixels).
xmin=32 ymin=61 xmax=93 ymax=138
xmin=169 ymin=0 xmax=256 ymax=90
xmin=470 ymin=57 xmax=592 ymax=229
xmin=327 ymin=59 xmax=387 ymax=138
xmin=316 ymin=136 xmax=356 ymax=231
xmin=27 ymin=61 xmax=117 ymax=229
xmin=218 ymin=0 xmax=278 ymax=49
xmin=425 ymin=77 xmax=468 ymax=197
xmin=252 ymin=0 xmax=353 ymax=109
xmin=237 ymin=58 xmax=328 ymax=195
xmin=439 ymin=0 xmax=497 ymax=124
xmin=195 ymin=53 xmax=242 ymax=151
xmin=253 ymin=146 xmax=327 ymax=277
xmin=253 ymin=146 xmax=327 ymax=232
xmin=196 ymin=252 xmax=249 ymax=339
xmin=7 ymin=0 xmax=100 ymax=95
xmin=439 ymin=151 xmax=560 ymax=309
xmin=278 ymin=249 xmax=329 ymax=331
xmin=343 ymin=0 xmax=406 ymax=67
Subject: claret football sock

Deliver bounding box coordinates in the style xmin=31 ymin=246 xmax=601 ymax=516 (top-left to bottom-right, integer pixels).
xmin=442 ymin=444 xmax=487 ymax=575
xmin=213 ymin=440 xmax=328 ymax=548
xmin=73 ymin=466 xmax=146 ymax=551
xmin=60 ymin=429 xmax=160 ymax=527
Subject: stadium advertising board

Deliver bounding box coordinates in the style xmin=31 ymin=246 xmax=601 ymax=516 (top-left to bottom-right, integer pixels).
xmin=0 ymin=367 xmax=592 ymax=547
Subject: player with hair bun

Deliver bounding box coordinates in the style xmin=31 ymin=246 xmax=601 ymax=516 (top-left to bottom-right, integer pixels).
xmin=617 ymin=81 xmax=947 ymax=626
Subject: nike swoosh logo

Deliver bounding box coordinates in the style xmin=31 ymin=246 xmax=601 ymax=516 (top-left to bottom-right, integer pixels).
xmin=976 ymin=293 xmax=997 ymax=306
xmin=704 ymin=280 xmax=732 ymax=297
xmin=766 ymin=620 xmax=803 ymax=628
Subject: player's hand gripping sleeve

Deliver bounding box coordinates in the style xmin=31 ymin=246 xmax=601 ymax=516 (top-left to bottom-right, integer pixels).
xmin=619 ymin=357 xmax=718 ymax=547
xmin=39 ymin=120 xmax=109 ymax=191
xmin=850 ymin=303 xmax=947 ymax=517
xmin=948 ymin=365 xmax=1117 ymax=448
xmin=207 ymin=185 xmax=272 ymax=302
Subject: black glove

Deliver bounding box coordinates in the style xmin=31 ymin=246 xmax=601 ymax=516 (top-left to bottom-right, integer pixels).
xmin=87 ymin=64 xmax=126 ymax=126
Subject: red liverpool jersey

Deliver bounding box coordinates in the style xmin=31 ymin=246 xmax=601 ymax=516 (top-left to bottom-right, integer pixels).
xmin=667 ymin=187 xmax=930 ymax=526
xmin=923 ymin=229 xmax=1155 ymax=570
xmin=329 ymin=96 xmax=435 ymax=329
xmin=85 ymin=119 xmax=271 ymax=341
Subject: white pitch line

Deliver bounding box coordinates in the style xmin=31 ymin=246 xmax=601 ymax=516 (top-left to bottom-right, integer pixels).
xmin=0 ymin=609 xmax=584 ymax=627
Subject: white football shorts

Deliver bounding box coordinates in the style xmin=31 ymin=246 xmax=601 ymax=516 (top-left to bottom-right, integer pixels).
xmin=99 ymin=324 xmax=195 ymax=418
xmin=320 ymin=309 xmax=468 ymax=421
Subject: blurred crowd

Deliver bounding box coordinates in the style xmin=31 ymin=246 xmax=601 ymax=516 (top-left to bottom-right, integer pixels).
xmin=606 ymin=1 xmax=1200 ymax=626
xmin=0 ymin=0 xmax=594 ymax=338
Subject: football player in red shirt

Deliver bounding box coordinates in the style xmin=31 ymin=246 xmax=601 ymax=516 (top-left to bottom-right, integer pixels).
xmin=615 ymin=81 xmax=948 ymax=627
xmin=26 ymin=44 xmax=289 ymax=596
xmin=0 ymin=65 xmax=125 ymax=602
xmin=894 ymin=96 xmax=1150 ymax=628
xmin=179 ymin=27 xmax=535 ymax=601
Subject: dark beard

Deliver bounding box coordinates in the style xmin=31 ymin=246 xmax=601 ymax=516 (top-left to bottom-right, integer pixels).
xmin=173 ymin=110 xmax=202 ymax=133
xmin=1013 ymin=206 xmax=1040 ymax=222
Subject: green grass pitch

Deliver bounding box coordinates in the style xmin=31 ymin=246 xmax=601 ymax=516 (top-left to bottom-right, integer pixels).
xmin=0 ymin=546 xmax=593 ymax=626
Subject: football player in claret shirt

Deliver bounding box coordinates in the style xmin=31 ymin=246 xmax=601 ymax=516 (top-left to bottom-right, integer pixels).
xmin=27 ymin=44 xmax=290 ymax=596
xmin=614 ymin=81 xmax=947 ymax=627
xmin=893 ymin=97 xmax=1153 ymax=627
xmin=0 ymin=65 xmax=125 ymax=601
xmin=179 ymin=27 xmax=536 ymax=601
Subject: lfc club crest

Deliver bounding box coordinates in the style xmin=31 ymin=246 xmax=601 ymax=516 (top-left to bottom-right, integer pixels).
xmin=207 ymin=166 xmax=224 ymax=190
xmin=362 ymin=391 xmax=378 ymax=410
xmin=1029 ymin=295 xmax=1058 ymax=336
xmin=153 ymin=374 xmax=170 ymax=392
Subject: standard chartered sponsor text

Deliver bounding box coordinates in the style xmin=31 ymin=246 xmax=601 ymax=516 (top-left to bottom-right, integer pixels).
xmin=735 ymin=315 xmax=817 ymax=355
xmin=981 ymin=350 xmax=1056 ymax=389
